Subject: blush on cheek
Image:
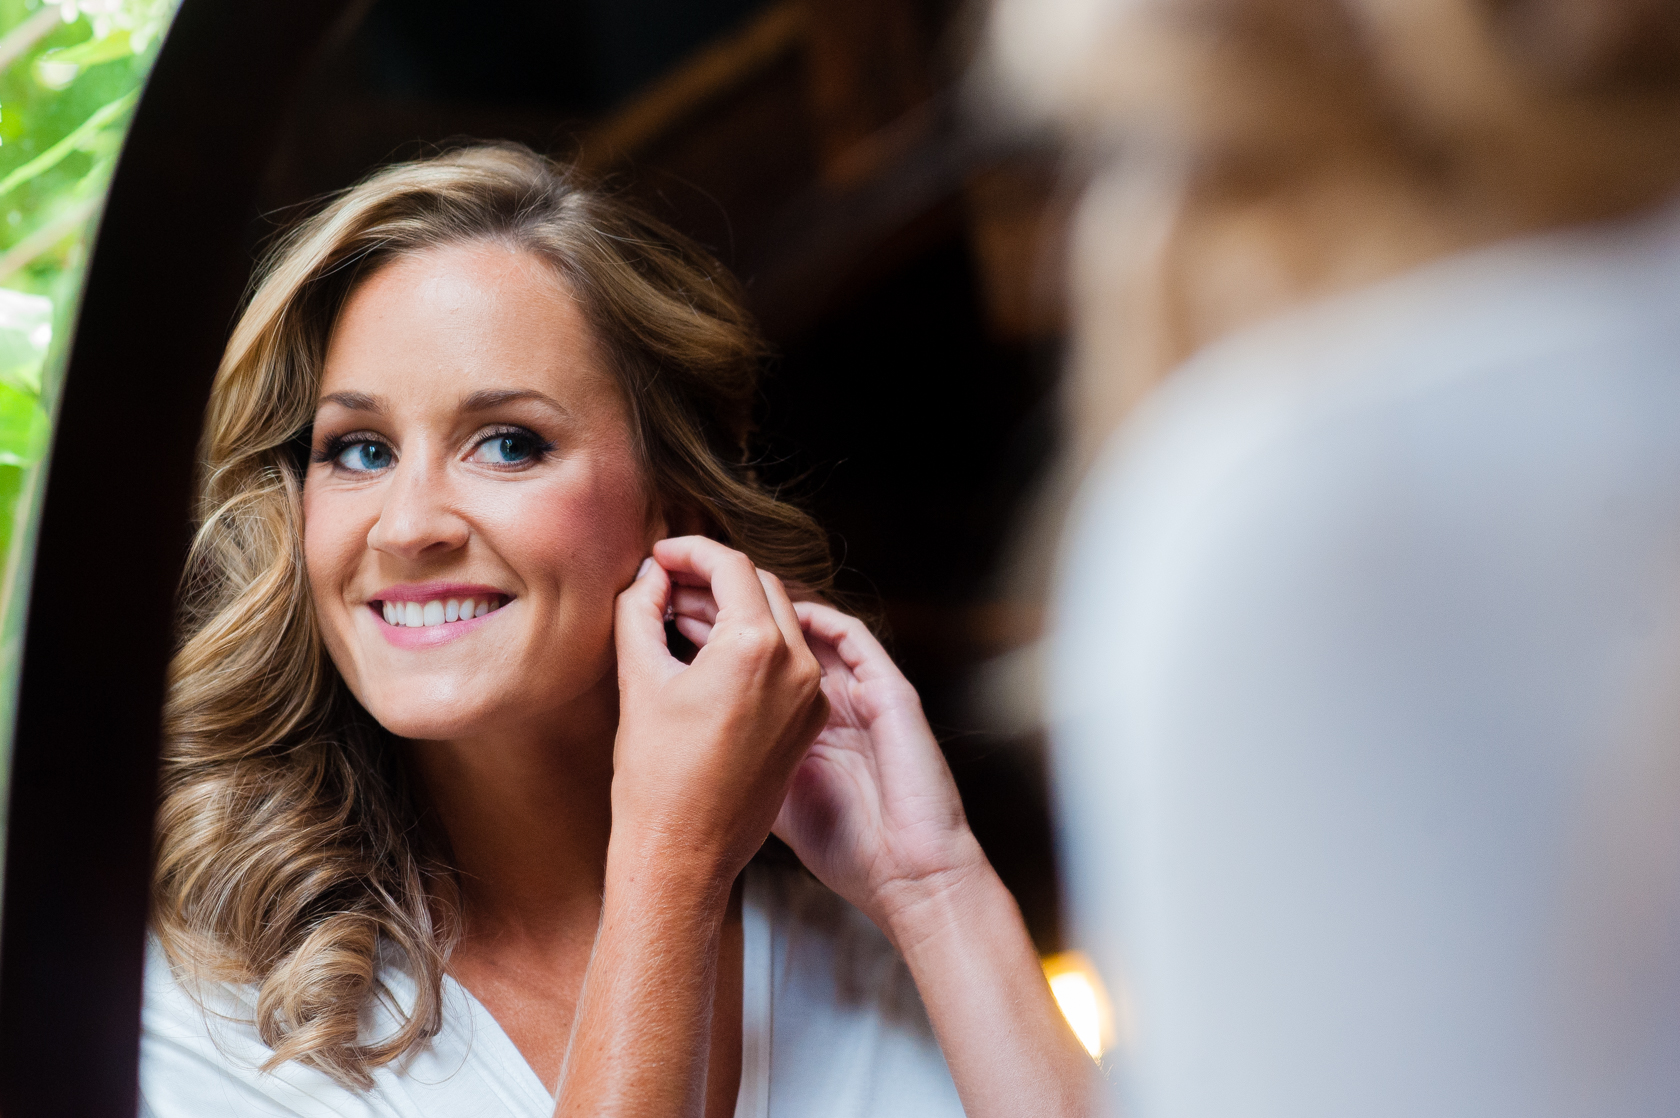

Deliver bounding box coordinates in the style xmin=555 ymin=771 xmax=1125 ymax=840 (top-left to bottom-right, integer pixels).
xmin=527 ymin=457 xmax=656 ymax=586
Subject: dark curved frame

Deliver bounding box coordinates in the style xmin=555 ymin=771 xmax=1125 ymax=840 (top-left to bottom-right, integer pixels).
xmin=0 ymin=2 xmax=356 ymax=1113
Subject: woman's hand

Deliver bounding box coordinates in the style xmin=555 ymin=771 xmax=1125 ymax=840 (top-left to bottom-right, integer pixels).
xmin=777 ymin=602 xmax=990 ymax=929
xmin=612 ymin=535 xmax=830 ymax=888
xmin=555 ymin=538 xmax=827 ymax=1118
xmin=674 ymin=593 xmax=983 ymax=934
xmin=673 ymin=586 xmax=1099 ymax=1118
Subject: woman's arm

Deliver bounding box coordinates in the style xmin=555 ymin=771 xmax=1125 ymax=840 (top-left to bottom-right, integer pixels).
xmin=673 ymin=596 xmax=1099 ymax=1118
xmin=555 ymin=841 xmax=734 ymax=1118
xmin=884 ymin=849 xmax=1096 ymax=1118
xmin=556 ymin=538 xmax=827 ymax=1118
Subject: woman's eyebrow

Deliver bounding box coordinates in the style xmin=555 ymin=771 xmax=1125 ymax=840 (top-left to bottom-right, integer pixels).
xmin=461 ymin=388 xmax=570 ymax=415
xmin=318 ymin=391 xmax=385 ymax=414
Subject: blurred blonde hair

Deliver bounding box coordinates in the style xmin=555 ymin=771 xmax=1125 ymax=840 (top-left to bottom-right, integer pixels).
xmin=152 ymin=143 xmax=832 ymax=1088
xmin=988 ymin=0 xmax=1680 ymax=460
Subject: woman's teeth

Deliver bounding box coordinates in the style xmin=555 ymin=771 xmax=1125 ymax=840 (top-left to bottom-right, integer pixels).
xmin=379 ymin=596 xmax=505 ymax=628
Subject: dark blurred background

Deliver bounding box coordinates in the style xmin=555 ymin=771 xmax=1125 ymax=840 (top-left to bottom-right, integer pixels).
xmin=258 ymin=0 xmax=1071 ymax=950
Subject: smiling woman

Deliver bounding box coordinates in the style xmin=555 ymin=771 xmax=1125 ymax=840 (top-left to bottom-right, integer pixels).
xmin=303 ymin=242 xmax=659 ymax=740
xmin=141 ymin=144 xmax=1095 ymax=1118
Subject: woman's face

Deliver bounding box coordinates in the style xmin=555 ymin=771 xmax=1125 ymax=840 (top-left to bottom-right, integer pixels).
xmin=302 ymin=240 xmax=661 ymax=742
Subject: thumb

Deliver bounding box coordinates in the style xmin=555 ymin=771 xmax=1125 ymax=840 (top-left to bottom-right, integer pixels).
xmin=615 ymin=556 xmax=678 ymax=689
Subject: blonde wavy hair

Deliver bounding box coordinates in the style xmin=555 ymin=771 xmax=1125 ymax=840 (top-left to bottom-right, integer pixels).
xmin=151 ymin=143 xmax=833 ymax=1088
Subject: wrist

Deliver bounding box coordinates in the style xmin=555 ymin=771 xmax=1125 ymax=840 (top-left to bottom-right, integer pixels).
xmin=874 ymin=834 xmax=1000 ymax=957
xmin=604 ymin=827 xmax=739 ymax=919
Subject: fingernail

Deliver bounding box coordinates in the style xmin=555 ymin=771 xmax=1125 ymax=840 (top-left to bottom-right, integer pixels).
xmin=637 ymin=557 xmax=656 ymax=580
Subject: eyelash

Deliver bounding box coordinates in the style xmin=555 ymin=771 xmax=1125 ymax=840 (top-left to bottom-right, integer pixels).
xmin=473 ymin=425 xmax=556 ymax=467
xmin=310 ymin=427 xmax=556 ymax=469
xmin=311 ymin=430 xmax=386 ymax=466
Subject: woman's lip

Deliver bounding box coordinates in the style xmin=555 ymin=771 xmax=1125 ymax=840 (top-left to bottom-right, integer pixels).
xmin=372 ymin=581 xmax=510 ymax=604
xmin=367 ymin=601 xmax=506 ymax=649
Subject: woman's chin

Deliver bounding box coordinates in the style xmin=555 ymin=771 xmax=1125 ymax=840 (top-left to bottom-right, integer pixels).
xmin=352 ymin=667 xmax=613 ymax=744
xmin=368 ymin=702 xmax=501 ymax=742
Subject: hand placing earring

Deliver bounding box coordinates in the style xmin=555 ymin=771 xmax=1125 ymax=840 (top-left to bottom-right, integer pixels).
xmin=668 ymin=583 xmax=985 ymax=937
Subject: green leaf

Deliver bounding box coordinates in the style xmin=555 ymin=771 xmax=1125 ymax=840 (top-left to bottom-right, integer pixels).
xmin=40 ymin=29 xmax=134 ymax=69
xmin=0 ymin=462 xmax=25 ymax=561
xmin=0 ymin=89 xmax=136 ymax=199
xmin=0 ymin=380 xmax=47 ymax=466
xmin=0 ymin=194 xmax=99 ymax=284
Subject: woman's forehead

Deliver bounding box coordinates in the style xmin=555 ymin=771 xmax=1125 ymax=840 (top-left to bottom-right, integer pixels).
xmin=318 ymin=241 xmax=615 ymax=411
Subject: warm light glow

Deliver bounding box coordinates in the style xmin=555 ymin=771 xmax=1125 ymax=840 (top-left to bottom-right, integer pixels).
xmin=1042 ymin=950 xmax=1114 ymax=1060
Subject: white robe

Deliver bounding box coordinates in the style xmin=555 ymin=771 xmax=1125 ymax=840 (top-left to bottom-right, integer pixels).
xmin=141 ymin=865 xmax=964 ymax=1118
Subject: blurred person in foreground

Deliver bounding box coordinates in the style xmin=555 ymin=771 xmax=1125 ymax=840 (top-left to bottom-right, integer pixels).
xmin=987 ymin=1 xmax=1680 ymax=1115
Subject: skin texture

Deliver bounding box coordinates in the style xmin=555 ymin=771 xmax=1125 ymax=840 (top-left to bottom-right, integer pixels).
xmin=302 ymin=239 xmax=1094 ymax=1117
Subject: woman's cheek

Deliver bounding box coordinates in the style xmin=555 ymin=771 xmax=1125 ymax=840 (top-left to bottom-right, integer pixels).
xmin=529 ymin=459 xmax=653 ymax=590
xmin=300 ymin=485 xmax=375 ymax=679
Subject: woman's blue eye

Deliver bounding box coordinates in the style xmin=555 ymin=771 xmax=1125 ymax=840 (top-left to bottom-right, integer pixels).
xmin=473 ymin=432 xmax=543 ymax=465
xmin=335 ymin=441 xmax=392 ymax=472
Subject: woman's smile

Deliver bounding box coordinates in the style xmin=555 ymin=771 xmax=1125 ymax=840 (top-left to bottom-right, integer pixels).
xmin=367 ymin=580 xmax=514 ymax=648
xmin=376 ymin=595 xmax=504 ymax=628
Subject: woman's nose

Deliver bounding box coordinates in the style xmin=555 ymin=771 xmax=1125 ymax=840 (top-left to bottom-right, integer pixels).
xmin=365 ymin=458 xmax=469 ymax=559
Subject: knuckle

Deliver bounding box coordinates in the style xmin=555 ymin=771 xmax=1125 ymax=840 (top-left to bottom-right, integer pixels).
xmin=737 ymin=626 xmax=783 ymax=662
